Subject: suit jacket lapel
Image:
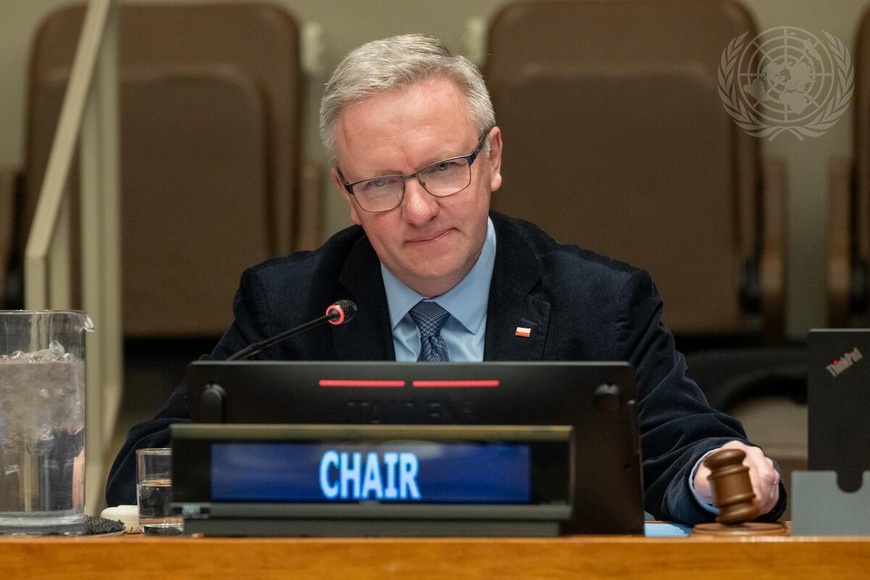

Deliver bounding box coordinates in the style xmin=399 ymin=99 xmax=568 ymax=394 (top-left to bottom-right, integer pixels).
xmin=333 ymin=234 xmax=396 ymax=360
xmin=331 ymin=215 xmax=552 ymax=362
xmin=484 ymin=214 xmax=551 ymax=361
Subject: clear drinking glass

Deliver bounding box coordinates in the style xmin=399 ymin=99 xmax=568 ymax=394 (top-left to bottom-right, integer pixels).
xmin=137 ymin=448 xmax=183 ymax=535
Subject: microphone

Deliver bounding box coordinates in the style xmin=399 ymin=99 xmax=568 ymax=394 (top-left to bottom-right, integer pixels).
xmin=227 ymin=299 xmax=357 ymax=361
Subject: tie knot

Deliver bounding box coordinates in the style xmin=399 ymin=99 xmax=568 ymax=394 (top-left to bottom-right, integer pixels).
xmin=409 ymin=301 xmax=450 ymax=338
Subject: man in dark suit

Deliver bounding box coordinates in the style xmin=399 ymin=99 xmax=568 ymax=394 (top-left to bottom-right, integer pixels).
xmin=107 ymin=34 xmax=785 ymax=524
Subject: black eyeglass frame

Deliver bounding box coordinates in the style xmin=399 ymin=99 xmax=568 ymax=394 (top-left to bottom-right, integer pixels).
xmin=336 ymin=127 xmax=493 ymax=213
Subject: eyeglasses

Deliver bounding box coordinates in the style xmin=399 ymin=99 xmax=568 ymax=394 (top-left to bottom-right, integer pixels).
xmin=337 ymin=128 xmax=492 ymax=213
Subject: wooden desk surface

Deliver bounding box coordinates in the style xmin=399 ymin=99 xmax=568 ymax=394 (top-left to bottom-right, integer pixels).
xmin=0 ymin=533 xmax=868 ymax=580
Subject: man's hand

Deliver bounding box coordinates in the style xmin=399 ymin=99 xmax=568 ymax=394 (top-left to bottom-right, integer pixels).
xmin=693 ymin=440 xmax=781 ymax=516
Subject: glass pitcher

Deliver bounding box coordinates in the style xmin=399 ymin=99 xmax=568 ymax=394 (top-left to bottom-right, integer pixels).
xmin=0 ymin=310 xmax=93 ymax=535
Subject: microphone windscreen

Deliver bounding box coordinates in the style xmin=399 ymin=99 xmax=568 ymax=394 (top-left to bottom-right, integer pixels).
xmin=326 ymin=299 xmax=357 ymax=325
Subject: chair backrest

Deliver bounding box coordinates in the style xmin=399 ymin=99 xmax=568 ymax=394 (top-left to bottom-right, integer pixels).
xmin=486 ymin=0 xmax=766 ymax=338
xmin=854 ymin=9 xmax=870 ymax=269
xmin=830 ymin=7 xmax=870 ymax=326
xmin=23 ymin=2 xmax=311 ymax=337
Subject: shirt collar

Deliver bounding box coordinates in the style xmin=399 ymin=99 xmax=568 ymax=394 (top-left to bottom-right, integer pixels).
xmin=382 ymin=217 xmax=496 ymax=333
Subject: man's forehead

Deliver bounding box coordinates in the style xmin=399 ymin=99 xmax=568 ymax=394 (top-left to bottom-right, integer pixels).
xmin=333 ymin=81 xmax=476 ymax=171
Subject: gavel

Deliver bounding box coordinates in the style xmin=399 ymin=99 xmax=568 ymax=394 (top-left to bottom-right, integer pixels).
xmin=705 ymin=448 xmax=760 ymax=525
xmin=692 ymin=447 xmax=787 ymax=536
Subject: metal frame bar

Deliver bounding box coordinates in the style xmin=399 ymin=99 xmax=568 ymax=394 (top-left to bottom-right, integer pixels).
xmin=24 ymin=0 xmax=121 ymax=515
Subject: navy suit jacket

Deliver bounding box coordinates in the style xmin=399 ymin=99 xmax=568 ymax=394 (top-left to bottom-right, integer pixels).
xmin=106 ymin=212 xmax=786 ymax=524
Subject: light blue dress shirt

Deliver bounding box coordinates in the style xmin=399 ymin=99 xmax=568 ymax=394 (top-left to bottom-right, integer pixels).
xmin=382 ymin=217 xmax=496 ymax=362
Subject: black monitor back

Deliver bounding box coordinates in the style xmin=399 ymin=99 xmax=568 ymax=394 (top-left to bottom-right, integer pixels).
xmin=808 ymin=329 xmax=870 ymax=491
xmin=185 ymin=360 xmax=643 ymax=534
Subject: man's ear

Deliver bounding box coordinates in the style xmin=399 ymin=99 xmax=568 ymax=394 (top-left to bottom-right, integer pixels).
xmin=330 ymin=167 xmax=362 ymax=225
xmin=487 ymin=126 xmax=503 ymax=192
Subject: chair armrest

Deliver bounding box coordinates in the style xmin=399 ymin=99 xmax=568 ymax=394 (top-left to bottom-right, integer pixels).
xmin=0 ymin=165 xmax=23 ymax=306
xmin=295 ymin=158 xmax=322 ymax=251
xmin=758 ymin=155 xmax=787 ymax=345
xmin=826 ymin=156 xmax=853 ymax=328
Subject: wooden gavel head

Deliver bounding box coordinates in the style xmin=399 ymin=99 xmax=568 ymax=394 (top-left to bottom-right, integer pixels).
xmin=704 ymin=448 xmax=760 ymax=525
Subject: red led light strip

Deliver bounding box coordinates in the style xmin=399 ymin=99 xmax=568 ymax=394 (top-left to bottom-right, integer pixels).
xmin=318 ymin=379 xmax=406 ymax=388
xmin=412 ymin=380 xmax=500 ymax=388
xmin=317 ymin=379 xmax=501 ymax=388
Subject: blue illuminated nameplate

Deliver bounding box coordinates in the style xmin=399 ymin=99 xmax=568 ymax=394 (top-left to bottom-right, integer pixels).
xmin=171 ymin=424 xmax=576 ymax=537
xmin=211 ymin=442 xmax=531 ymax=504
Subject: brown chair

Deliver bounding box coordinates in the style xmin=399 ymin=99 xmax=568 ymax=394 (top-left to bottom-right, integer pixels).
xmin=486 ymin=0 xmax=787 ymax=345
xmin=828 ymin=7 xmax=870 ymax=328
xmin=0 ymin=2 xmax=317 ymax=338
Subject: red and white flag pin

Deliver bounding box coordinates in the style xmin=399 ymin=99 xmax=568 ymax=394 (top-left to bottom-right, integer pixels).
xmin=515 ymin=326 xmax=532 ymax=338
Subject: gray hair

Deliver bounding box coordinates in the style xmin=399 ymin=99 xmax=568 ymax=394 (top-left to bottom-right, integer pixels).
xmin=319 ymin=34 xmax=496 ymax=166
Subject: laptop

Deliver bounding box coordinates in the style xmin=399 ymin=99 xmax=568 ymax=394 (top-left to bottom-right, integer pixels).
xmin=808 ymin=329 xmax=870 ymax=491
xmin=180 ymin=360 xmax=644 ymax=536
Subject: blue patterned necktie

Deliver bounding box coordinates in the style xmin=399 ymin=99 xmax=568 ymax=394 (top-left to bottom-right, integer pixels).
xmin=409 ymin=301 xmax=450 ymax=362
